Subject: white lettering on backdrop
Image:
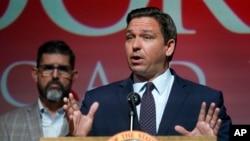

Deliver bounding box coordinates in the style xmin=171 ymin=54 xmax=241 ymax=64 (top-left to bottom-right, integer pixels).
xmin=0 ymin=61 xmax=36 ymax=107
xmin=203 ymin=0 xmax=250 ymax=33
xmin=1 ymin=0 xmax=249 ymax=33
xmin=40 ymin=0 xmax=150 ymax=36
xmin=41 ymin=0 xmax=250 ymax=35
xmin=0 ymin=0 xmax=28 ymax=30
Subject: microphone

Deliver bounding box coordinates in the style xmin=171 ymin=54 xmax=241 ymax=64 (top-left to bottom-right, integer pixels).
xmin=127 ymin=92 xmax=141 ymax=131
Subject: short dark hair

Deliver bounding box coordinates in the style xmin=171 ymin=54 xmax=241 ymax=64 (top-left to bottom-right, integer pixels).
xmin=36 ymin=40 xmax=75 ymax=69
xmin=126 ymin=7 xmax=177 ymax=61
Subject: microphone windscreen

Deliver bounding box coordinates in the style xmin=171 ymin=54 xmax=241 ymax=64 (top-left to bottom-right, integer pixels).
xmin=127 ymin=92 xmax=141 ymax=106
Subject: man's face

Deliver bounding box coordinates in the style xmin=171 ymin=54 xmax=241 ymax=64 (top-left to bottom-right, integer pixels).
xmin=33 ymin=54 xmax=76 ymax=102
xmin=125 ymin=17 xmax=171 ymax=81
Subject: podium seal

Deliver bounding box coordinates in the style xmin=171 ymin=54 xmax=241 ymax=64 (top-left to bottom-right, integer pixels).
xmin=108 ymin=130 xmax=157 ymax=141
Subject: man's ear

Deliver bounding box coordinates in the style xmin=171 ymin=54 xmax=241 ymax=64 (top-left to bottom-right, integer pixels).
xmin=31 ymin=67 xmax=38 ymax=82
xmin=72 ymin=70 xmax=78 ymax=82
xmin=165 ymin=39 xmax=175 ymax=57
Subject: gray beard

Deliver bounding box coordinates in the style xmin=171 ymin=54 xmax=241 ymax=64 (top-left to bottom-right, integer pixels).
xmin=46 ymin=89 xmax=63 ymax=102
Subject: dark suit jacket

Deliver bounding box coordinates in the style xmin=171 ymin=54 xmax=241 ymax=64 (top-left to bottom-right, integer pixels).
xmin=0 ymin=101 xmax=69 ymax=141
xmin=81 ymin=69 xmax=232 ymax=141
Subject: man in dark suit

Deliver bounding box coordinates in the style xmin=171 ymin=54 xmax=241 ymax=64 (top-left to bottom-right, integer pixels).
xmin=64 ymin=7 xmax=232 ymax=141
xmin=0 ymin=40 xmax=79 ymax=141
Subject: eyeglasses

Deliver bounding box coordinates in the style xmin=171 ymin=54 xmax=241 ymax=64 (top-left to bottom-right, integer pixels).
xmin=38 ymin=64 xmax=73 ymax=77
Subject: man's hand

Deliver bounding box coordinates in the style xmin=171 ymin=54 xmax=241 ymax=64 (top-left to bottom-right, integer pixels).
xmin=63 ymin=93 xmax=99 ymax=136
xmin=175 ymin=102 xmax=221 ymax=136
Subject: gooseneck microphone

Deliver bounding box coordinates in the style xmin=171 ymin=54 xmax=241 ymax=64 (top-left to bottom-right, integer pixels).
xmin=127 ymin=92 xmax=141 ymax=131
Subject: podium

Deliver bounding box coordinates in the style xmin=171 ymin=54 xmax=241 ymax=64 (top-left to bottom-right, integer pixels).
xmin=40 ymin=131 xmax=216 ymax=141
xmin=40 ymin=136 xmax=216 ymax=141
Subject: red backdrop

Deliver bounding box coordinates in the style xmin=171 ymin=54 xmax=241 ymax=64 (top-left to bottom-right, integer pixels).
xmin=0 ymin=0 xmax=250 ymax=124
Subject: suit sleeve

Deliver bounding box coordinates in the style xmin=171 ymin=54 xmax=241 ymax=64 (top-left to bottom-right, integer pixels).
xmin=215 ymin=91 xmax=232 ymax=141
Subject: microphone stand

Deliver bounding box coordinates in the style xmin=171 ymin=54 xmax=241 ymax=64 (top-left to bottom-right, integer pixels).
xmin=129 ymin=98 xmax=136 ymax=131
xmin=127 ymin=92 xmax=141 ymax=131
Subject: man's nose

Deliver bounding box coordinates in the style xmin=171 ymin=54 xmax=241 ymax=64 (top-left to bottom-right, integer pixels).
xmin=132 ymin=38 xmax=141 ymax=51
xmin=51 ymin=68 xmax=59 ymax=78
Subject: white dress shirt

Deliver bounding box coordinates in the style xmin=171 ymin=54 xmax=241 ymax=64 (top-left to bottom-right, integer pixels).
xmin=38 ymin=99 xmax=65 ymax=137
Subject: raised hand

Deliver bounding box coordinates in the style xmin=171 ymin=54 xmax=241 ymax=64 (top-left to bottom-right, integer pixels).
xmin=175 ymin=102 xmax=221 ymax=136
xmin=63 ymin=93 xmax=99 ymax=136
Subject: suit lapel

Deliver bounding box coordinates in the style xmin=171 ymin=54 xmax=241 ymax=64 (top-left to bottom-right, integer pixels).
xmin=157 ymin=73 xmax=189 ymax=135
xmin=25 ymin=101 xmax=43 ymax=140
xmin=116 ymin=77 xmax=140 ymax=130
xmin=25 ymin=101 xmax=69 ymax=138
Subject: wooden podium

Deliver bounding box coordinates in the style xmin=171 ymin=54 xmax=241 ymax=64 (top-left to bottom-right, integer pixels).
xmin=40 ymin=131 xmax=216 ymax=141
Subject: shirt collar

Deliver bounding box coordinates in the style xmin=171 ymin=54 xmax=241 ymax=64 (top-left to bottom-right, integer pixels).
xmin=133 ymin=68 xmax=173 ymax=95
xmin=38 ymin=98 xmax=64 ymax=115
xmin=152 ymin=68 xmax=173 ymax=95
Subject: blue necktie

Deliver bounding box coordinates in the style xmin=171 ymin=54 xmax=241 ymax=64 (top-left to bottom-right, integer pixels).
xmin=139 ymin=82 xmax=156 ymax=135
